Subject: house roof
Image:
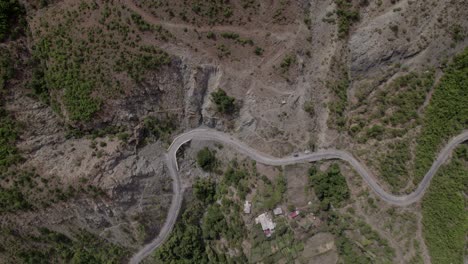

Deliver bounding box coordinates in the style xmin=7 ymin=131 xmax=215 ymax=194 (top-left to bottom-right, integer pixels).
xmin=273 ymin=207 xmax=283 ymax=215
xmin=255 ymin=212 xmax=276 ymax=231
xmin=243 ymin=200 xmax=251 ymax=214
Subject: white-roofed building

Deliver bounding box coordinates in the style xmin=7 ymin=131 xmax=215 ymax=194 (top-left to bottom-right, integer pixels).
xmin=273 ymin=207 xmax=283 ymax=215
xmin=244 ymin=200 xmax=251 ymax=214
xmin=255 ymin=212 xmax=276 ymax=237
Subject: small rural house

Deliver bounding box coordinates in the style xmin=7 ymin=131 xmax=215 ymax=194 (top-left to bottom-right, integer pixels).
xmin=255 ymin=212 xmax=276 ymax=237
xmin=273 ymin=207 xmax=283 ymax=215
xmin=244 ymin=200 xmax=251 ymax=214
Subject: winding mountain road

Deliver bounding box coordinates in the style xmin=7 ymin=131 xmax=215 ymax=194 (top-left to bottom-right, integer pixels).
xmin=130 ymin=128 xmax=468 ymax=264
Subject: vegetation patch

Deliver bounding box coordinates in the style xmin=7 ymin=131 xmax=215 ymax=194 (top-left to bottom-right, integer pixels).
xmin=326 ymin=212 xmax=395 ymax=263
xmin=253 ymin=171 xmax=287 ymax=210
xmin=377 ymin=140 xmax=411 ymax=192
xmin=30 ymin=1 xmax=173 ymax=123
xmin=3 ymin=228 xmax=128 ymax=263
xmin=211 ymin=89 xmax=236 ymax=114
xmin=0 ymin=0 xmax=25 ymax=40
xmin=0 ymin=47 xmax=13 ymax=91
xmin=414 ymin=48 xmax=468 ymax=183
xmin=422 ymin=145 xmax=467 ymax=264
xmin=196 ymin=147 xmax=218 ymax=172
xmin=140 ymin=115 xmax=176 ymax=145
xmin=334 ymin=0 xmax=360 ymax=38
xmin=308 ymin=163 xmax=349 ymax=209
xmin=327 ymin=74 xmax=349 ymax=130
xmin=0 ymin=109 xmax=21 ymax=169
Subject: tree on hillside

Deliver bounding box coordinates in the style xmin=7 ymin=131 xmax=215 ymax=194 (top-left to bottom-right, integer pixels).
xmin=211 ymin=89 xmax=236 ymax=114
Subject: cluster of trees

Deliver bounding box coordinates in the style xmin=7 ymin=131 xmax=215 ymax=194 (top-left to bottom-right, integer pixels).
xmin=327 ymin=212 xmax=395 ymax=263
xmin=327 ymin=75 xmax=349 ymax=129
xmin=193 ymin=177 xmax=216 ymax=204
xmin=0 ymin=0 xmax=25 ymax=40
xmin=414 ymin=48 xmax=468 ymax=183
xmin=196 ymin=147 xmax=218 ymax=171
xmin=210 ymin=89 xmax=236 ymax=114
xmin=155 ymin=160 xmax=251 ymax=263
xmin=141 ymin=115 xmax=176 ymax=144
xmin=15 ymin=228 xmax=128 ymax=263
xmin=308 ymin=164 xmax=349 ymax=209
xmin=0 ymin=108 xmax=21 ymax=169
xmin=0 ymin=47 xmax=13 ymax=90
xmin=422 ymin=145 xmax=467 ymax=264
xmin=256 ymin=172 xmax=287 ymax=210
xmin=154 ymin=202 xmax=207 ymax=263
xmin=334 ymin=0 xmax=360 ymax=38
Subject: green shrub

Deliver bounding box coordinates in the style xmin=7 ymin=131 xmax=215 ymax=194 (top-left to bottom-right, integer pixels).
xmin=303 ymin=101 xmax=315 ymax=116
xmin=308 ymin=164 xmax=349 ymax=208
xmin=0 ymin=0 xmax=25 ymax=40
xmin=422 ymin=146 xmax=467 ymax=264
xmin=0 ymin=109 xmax=21 ymax=169
xmin=211 ymin=89 xmax=236 ymax=114
xmin=450 ymin=24 xmax=465 ymax=42
xmin=0 ymin=47 xmax=13 ymax=91
xmin=334 ymin=0 xmax=359 ymax=38
xmin=414 ymin=48 xmax=468 ymax=183
xmin=193 ymin=178 xmax=216 ymax=204
xmin=141 ymin=115 xmax=176 ymax=143
xmin=254 ymin=47 xmax=264 ymax=56
xmin=280 ymin=54 xmax=296 ymax=72
xmin=196 ymin=147 xmax=217 ymax=172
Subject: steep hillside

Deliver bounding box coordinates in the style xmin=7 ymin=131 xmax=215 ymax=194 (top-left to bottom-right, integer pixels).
xmin=0 ymin=0 xmax=466 ymax=263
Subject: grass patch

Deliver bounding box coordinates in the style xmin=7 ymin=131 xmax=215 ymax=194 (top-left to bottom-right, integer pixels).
xmin=422 ymin=145 xmax=468 ymax=264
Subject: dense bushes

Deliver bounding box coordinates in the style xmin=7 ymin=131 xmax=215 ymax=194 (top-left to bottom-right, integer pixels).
xmin=378 ymin=71 xmax=434 ymax=127
xmin=141 ymin=115 xmax=176 ymax=144
xmin=327 ymin=75 xmax=349 ymax=129
xmin=196 ymin=147 xmax=218 ymax=172
xmin=378 ymin=140 xmax=411 ymax=191
xmin=334 ymin=0 xmax=359 ymax=38
xmin=0 ymin=47 xmax=13 ymax=90
xmin=193 ymin=177 xmax=216 ymax=204
xmin=308 ymin=164 xmax=349 ymax=208
xmin=254 ymin=172 xmax=287 ymax=210
xmin=422 ymin=146 xmax=467 ymax=264
xmin=0 ymin=0 xmax=25 ymax=40
xmin=116 ymin=46 xmax=171 ymax=82
xmin=414 ymin=48 xmax=468 ymax=183
xmin=15 ymin=228 xmax=128 ymax=263
xmin=0 ymin=187 xmax=30 ymax=212
xmin=154 ymin=203 xmax=208 ymax=263
xmin=0 ymin=109 xmax=21 ymax=169
xmin=210 ymin=89 xmax=236 ymax=114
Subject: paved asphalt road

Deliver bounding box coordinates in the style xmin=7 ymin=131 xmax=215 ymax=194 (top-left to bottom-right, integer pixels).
xmin=130 ymin=128 xmax=468 ymax=264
